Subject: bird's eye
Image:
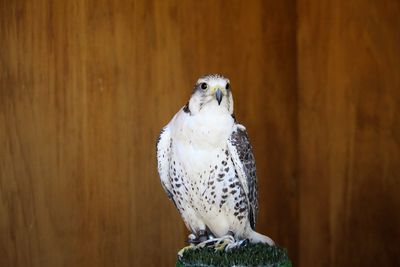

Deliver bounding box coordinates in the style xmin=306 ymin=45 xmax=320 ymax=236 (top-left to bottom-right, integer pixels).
xmin=200 ymin=83 xmax=208 ymax=90
xmin=225 ymin=83 xmax=230 ymax=90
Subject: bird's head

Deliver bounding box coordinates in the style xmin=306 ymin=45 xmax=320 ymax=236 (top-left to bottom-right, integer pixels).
xmin=187 ymin=74 xmax=234 ymax=115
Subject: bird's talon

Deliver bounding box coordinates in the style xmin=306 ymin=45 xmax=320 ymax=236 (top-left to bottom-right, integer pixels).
xmin=240 ymin=238 xmax=249 ymax=247
xmin=178 ymin=244 xmax=195 ymax=258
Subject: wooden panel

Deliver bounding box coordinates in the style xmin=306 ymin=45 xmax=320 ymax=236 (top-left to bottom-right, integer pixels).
xmin=0 ymin=0 xmax=298 ymax=266
xmin=298 ymin=0 xmax=400 ymax=266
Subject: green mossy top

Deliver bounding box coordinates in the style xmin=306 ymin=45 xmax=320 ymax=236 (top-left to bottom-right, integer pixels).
xmin=176 ymin=243 xmax=291 ymax=267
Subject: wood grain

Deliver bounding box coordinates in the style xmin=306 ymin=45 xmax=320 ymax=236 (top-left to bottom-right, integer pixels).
xmin=0 ymin=0 xmax=298 ymax=266
xmin=3 ymin=0 xmax=399 ymax=266
xmin=298 ymin=0 xmax=400 ymax=266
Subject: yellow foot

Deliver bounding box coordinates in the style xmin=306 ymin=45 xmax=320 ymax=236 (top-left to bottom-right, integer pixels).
xmin=194 ymin=235 xmax=235 ymax=251
xmin=178 ymin=235 xmax=249 ymax=257
xmin=177 ymin=244 xmax=195 ymax=257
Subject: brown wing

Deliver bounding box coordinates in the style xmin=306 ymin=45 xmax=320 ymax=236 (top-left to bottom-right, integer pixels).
xmin=228 ymin=126 xmax=258 ymax=230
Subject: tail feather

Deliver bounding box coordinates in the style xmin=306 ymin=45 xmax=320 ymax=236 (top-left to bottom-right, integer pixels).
xmin=246 ymin=229 xmax=275 ymax=246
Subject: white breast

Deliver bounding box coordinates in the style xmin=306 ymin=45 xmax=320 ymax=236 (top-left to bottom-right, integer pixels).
xmin=170 ymin=103 xmax=234 ymax=180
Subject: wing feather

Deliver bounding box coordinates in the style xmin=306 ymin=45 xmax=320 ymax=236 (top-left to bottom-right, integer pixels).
xmin=156 ymin=126 xmax=177 ymax=207
xmin=227 ymin=124 xmax=258 ymax=229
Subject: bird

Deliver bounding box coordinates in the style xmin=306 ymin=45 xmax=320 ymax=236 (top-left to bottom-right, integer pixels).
xmin=156 ymin=74 xmax=274 ymax=246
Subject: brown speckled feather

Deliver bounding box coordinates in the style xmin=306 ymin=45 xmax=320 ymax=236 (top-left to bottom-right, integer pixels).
xmin=229 ymin=126 xmax=258 ymax=230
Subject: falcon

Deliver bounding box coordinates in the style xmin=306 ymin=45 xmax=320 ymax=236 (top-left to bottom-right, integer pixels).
xmin=156 ymin=74 xmax=274 ymax=246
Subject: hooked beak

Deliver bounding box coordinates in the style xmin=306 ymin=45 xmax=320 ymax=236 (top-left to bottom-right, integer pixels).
xmin=215 ymin=88 xmax=223 ymax=105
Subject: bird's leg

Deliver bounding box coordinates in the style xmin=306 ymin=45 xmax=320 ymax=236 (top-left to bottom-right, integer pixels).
xmin=187 ymin=229 xmax=209 ymax=245
xmin=227 ymin=230 xmax=235 ymax=238
xmin=198 ymin=229 xmax=208 ymax=242
xmin=187 ymin=233 xmax=198 ymax=244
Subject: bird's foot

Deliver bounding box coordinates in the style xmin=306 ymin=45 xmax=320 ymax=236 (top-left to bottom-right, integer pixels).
xmin=183 ymin=233 xmax=249 ymax=255
xmin=187 ymin=230 xmax=210 ymax=245
xmin=212 ymin=235 xmax=236 ymax=251
xmin=198 ymin=230 xmax=208 ymax=242
xmin=225 ymin=238 xmax=249 ymax=251
xmin=195 ymin=235 xmax=241 ymax=251
xmin=177 ymin=244 xmax=195 ymax=258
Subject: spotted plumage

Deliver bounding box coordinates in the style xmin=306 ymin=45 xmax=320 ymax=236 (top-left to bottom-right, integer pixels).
xmin=156 ymin=74 xmax=274 ymax=245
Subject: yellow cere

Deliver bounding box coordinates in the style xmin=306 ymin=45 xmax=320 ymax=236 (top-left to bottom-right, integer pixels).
xmin=210 ymin=86 xmax=227 ymax=95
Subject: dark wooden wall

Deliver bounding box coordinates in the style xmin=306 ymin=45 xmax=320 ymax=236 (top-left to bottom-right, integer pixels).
xmin=0 ymin=0 xmax=399 ymax=266
xmin=297 ymin=0 xmax=400 ymax=266
xmin=0 ymin=0 xmax=297 ymax=266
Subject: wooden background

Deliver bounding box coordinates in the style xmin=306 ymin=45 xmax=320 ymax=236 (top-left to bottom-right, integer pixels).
xmin=0 ymin=0 xmax=398 ymax=266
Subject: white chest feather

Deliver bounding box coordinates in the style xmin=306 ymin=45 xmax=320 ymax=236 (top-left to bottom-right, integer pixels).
xmin=170 ymin=103 xmax=234 ymax=177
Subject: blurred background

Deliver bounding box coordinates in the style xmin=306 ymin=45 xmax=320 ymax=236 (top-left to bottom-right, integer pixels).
xmin=1 ymin=0 xmax=399 ymax=266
